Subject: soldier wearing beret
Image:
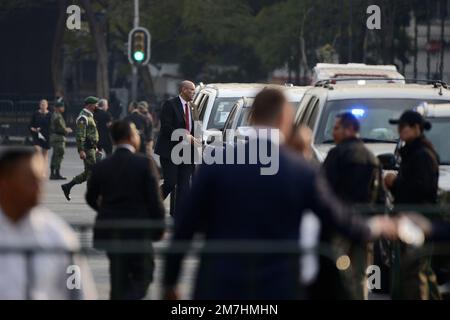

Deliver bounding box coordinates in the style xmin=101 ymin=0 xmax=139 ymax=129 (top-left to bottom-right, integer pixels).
xmin=61 ymin=96 xmax=99 ymax=201
xmin=49 ymin=98 xmax=72 ymax=180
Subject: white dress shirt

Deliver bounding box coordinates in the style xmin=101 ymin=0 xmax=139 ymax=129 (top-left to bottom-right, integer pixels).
xmin=0 ymin=206 xmax=97 ymax=300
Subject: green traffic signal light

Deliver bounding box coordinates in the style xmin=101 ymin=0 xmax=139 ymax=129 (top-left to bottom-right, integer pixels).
xmin=133 ymin=51 xmax=145 ymax=62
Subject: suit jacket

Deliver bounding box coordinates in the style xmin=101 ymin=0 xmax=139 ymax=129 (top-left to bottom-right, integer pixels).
xmin=86 ymin=147 xmax=165 ymax=251
xmin=163 ymin=138 xmax=372 ymax=299
xmin=154 ymin=97 xmax=198 ymax=159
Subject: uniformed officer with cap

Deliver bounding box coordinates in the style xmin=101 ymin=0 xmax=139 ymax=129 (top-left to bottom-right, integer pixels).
xmin=385 ymin=110 xmax=441 ymax=300
xmin=61 ymin=96 xmax=99 ymax=201
xmin=49 ymin=98 xmax=72 ymax=180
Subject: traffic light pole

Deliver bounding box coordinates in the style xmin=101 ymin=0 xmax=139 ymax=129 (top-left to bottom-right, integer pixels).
xmin=131 ymin=0 xmax=139 ymax=102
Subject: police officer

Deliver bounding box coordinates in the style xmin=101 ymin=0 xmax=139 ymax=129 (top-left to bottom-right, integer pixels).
xmin=61 ymin=96 xmax=99 ymax=201
xmin=385 ymin=110 xmax=441 ymax=300
xmin=49 ymin=99 xmax=72 ymax=180
xmin=311 ymin=112 xmax=384 ymax=300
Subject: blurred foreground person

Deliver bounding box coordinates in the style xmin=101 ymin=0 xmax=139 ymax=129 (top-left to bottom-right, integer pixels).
xmin=287 ymin=125 xmax=314 ymax=161
xmin=0 ymin=147 xmax=96 ymax=299
xmin=29 ymin=99 xmax=51 ymax=174
xmin=313 ymin=113 xmax=383 ymax=300
xmin=162 ymin=88 xmax=396 ymax=300
xmin=61 ymin=97 xmax=99 ymax=201
xmin=86 ymin=121 xmax=165 ymax=300
xmin=49 ymin=99 xmax=72 ymax=180
xmin=386 ymin=111 xmax=441 ymax=300
xmin=94 ymin=99 xmax=113 ymax=156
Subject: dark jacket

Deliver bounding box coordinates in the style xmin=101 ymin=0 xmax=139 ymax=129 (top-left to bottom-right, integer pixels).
xmin=323 ymin=137 xmax=384 ymax=207
xmin=86 ymin=147 xmax=165 ymax=251
xmin=29 ymin=111 xmax=51 ymax=148
xmin=391 ymin=136 xmax=439 ymax=207
xmin=154 ymin=97 xmax=197 ymax=159
xmin=94 ymin=109 xmax=113 ymax=152
xmin=124 ymin=112 xmax=150 ymax=154
xmin=163 ymin=139 xmax=372 ymax=300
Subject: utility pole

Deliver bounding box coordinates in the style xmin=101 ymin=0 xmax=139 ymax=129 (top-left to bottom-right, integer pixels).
xmin=348 ymin=0 xmax=353 ymax=62
xmin=131 ymin=0 xmax=139 ymax=102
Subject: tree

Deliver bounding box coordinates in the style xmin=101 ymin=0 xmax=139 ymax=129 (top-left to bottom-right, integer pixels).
xmin=79 ymin=0 xmax=109 ymax=98
xmin=51 ymin=0 xmax=68 ymax=96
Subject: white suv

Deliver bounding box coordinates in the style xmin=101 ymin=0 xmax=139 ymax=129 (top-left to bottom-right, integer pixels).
xmin=294 ymin=81 xmax=450 ymax=163
xmin=193 ymin=83 xmax=267 ymax=143
xmin=222 ymin=85 xmax=310 ymax=144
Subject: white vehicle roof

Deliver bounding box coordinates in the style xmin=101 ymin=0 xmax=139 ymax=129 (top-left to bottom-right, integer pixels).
xmin=318 ymin=83 xmax=450 ymax=101
xmin=200 ymin=83 xmax=267 ymax=98
xmin=415 ymin=102 xmax=450 ymax=118
xmin=282 ymin=86 xmax=311 ymax=102
xmin=313 ymin=63 xmax=405 ymax=83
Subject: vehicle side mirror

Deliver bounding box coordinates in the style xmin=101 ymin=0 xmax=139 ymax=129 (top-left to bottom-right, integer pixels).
xmin=378 ymin=153 xmax=397 ymax=170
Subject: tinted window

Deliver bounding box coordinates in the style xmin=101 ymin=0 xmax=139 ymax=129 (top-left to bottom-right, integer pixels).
xmin=317 ymin=99 xmax=450 ymax=143
xmin=427 ymin=118 xmax=450 ymax=164
xmin=207 ymin=98 xmax=236 ymax=130
xmin=307 ymin=100 xmax=320 ymax=129
xmin=198 ymin=95 xmax=209 ymax=121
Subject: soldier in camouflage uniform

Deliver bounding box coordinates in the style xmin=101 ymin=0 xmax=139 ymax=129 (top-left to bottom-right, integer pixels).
xmin=49 ymin=99 xmax=72 ymax=180
xmin=61 ymin=96 xmax=99 ymax=201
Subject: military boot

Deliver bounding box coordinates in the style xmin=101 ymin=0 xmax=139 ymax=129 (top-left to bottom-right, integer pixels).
xmin=61 ymin=181 xmax=75 ymax=201
xmin=55 ymin=169 xmax=67 ymax=180
xmin=49 ymin=167 xmax=58 ymax=180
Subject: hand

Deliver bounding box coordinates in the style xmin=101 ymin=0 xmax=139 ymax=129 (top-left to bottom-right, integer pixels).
xmin=368 ymin=215 xmax=398 ymax=240
xmin=66 ymin=128 xmax=73 ymax=134
xmin=163 ymin=287 xmax=179 ymax=300
xmin=79 ymin=150 xmax=86 ymax=160
xmin=384 ymin=173 xmax=397 ymax=189
xmin=400 ymin=212 xmax=432 ymax=236
xmin=187 ymin=134 xmax=199 ymax=145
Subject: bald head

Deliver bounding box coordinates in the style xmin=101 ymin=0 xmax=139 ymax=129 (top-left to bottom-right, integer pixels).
xmin=179 ymin=80 xmax=196 ymax=102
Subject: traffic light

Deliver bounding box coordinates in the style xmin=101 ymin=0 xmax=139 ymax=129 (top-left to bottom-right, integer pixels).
xmin=128 ymin=27 xmax=151 ymax=65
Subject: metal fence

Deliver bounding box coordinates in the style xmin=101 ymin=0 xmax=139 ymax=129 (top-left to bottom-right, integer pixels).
xmin=1 ymin=218 xmax=450 ymax=300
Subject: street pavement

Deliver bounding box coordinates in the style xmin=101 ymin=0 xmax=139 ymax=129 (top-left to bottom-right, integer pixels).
xmin=42 ymin=147 xmax=197 ymax=300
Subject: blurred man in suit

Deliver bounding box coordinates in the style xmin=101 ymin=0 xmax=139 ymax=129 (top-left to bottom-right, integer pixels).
xmin=162 ymin=88 xmax=396 ymax=300
xmin=86 ymin=121 xmax=165 ymax=300
xmin=155 ymin=80 xmax=199 ymax=217
xmin=94 ymin=99 xmax=113 ymax=156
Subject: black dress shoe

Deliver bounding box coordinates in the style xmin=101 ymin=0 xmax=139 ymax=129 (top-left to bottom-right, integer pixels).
xmin=61 ymin=183 xmax=71 ymax=201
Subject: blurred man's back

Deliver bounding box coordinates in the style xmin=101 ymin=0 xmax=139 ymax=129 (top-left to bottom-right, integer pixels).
xmin=163 ymin=89 xmax=377 ymax=300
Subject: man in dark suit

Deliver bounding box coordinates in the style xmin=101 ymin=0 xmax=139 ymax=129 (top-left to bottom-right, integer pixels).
xmin=162 ymin=88 xmax=396 ymax=300
xmin=94 ymin=99 xmax=113 ymax=156
xmin=155 ymin=80 xmax=199 ymax=217
xmin=86 ymin=120 xmax=165 ymax=300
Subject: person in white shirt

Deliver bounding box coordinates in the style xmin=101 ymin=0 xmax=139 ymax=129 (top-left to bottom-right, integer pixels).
xmin=0 ymin=147 xmax=97 ymax=300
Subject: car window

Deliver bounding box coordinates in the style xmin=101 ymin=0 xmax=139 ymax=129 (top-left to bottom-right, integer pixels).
xmin=194 ymin=93 xmax=204 ymax=106
xmin=427 ymin=118 xmax=450 ymax=165
xmin=306 ymin=99 xmax=320 ymax=129
xmin=317 ymin=98 xmax=450 ymax=143
xmin=299 ymin=96 xmax=317 ymax=124
xmin=224 ymin=104 xmax=238 ymax=131
xmin=222 ymin=104 xmax=238 ymax=140
xmin=207 ymin=97 xmax=236 ymax=130
xmin=198 ymin=95 xmax=210 ymax=121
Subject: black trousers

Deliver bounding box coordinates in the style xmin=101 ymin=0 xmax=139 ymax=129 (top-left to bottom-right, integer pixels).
xmin=106 ymin=253 xmax=154 ymax=300
xmin=160 ymin=157 xmax=194 ymax=217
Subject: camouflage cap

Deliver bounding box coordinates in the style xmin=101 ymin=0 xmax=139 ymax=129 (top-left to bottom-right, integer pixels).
xmin=84 ymin=96 xmax=99 ymax=106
